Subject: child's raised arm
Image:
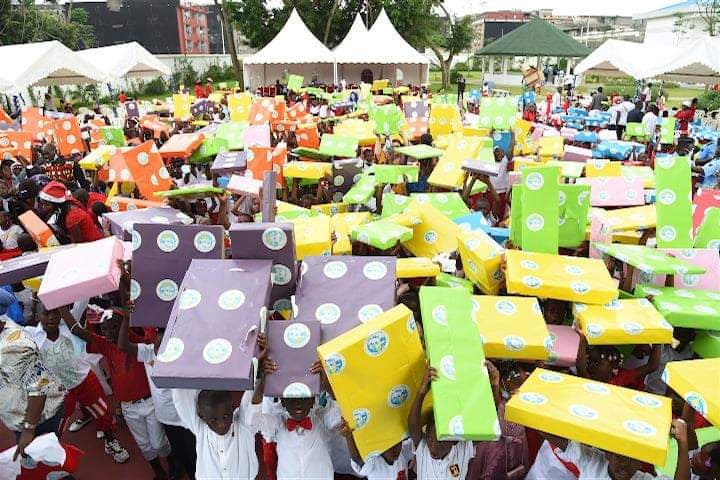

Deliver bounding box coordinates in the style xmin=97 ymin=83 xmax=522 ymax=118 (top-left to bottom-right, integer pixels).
xmin=635 ymin=344 xmax=661 ymax=378
xmin=409 ymin=365 xmax=436 ymax=448
xmin=251 ymin=333 xmax=275 ymax=405
xmin=117 ymin=301 xmax=138 ymax=357
xmin=576 ymin=332 xmax=590 ymax=378
xmin=339 ymin=417 xmax=364 ymax=467
xmin=58 ymin=305 xmax=92 ymax=344
xmin=672 ymin=418 xmax=691 ymax=480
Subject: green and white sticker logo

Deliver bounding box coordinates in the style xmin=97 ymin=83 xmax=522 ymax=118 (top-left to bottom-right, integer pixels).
xmin=194 ymin=231 xmax=217 ymax=253
xmin=218 ymin=289 xmax=246 ymax=310
xmin=203 ymin=338 xmax=232 ymax=364
xmin=262 ymin=227 xmax=288 ymax=251
xmin=156 ymin=279 xmax=178 ymax=302
xmin=156 ymin=230 xmax=180 ymax=252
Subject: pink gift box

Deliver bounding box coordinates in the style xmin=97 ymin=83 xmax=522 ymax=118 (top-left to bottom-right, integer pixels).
xmin=629 ymin=248 xmax=720 ymax=291
xmin=509 ymin=171 xmax=522 ymax=187
xmin=577 ymin=177 xmax=645 ymax=207
xmin=563 ymin=145 xmax=593 ymax=162
xmin=692 ymin=188 xmax=720 ymax=234
xmin=546 ymin=325 xmax=580 ymax=367
xmin=38 ymin=237 xmax=123 ymax=310
xmin=590 ymin=211 xmax=612 ymax=259
xmin=598 ymin=129 xmax=618 ymax=141
xmin=243 ymin=124 xmax=271 ymax=148
xmin=227 ymin=174 xmax=262 ymax=195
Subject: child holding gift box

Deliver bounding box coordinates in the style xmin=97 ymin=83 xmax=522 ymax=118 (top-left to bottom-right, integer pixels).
xmin=36 ymin=181 xmax=103 ymax=244
xmin=409 ymin=366 xmax=475 ymax=480
xmin=338 ymin=417 xmax=413 ymax=480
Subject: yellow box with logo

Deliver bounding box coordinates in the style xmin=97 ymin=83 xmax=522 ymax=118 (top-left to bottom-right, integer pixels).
xmin=428 ymin=135 xmax=482 ymax=189
xmin=335 ymin=119 xmax=377 ymax=146
xmin=457 ymin=229 xmax=504 ymax=295
xmin=663 ymin=358 xmax=719 ymax=427
xmin=428 ymin=104 xmax=462 ymax=138
xmin=585 ymin=159 xmax=622 ymax=177
xmin=283 ymin=161 xmax=332 ymax=180
xmin=227 ymin=93 xmax=253 ymax=122
xmin=505 ymin=250 xmax=618 ymax=305
xmin=400 ymin=201 xmax=461 ymax=259
xmin=472 ymin=296 xmax=550 ymax=360
xmin=317 ymin=305 xmax=431 ymax=460
xmin=602 ymin=205 xmax=657 ymax=232
xmin=574 ymin=299 xmax=674 ymax=345
xmin=505 ymin=368 xmax=672 ymax=464
xmin=312 ymin=203 xmax=349 ymax=217
xmin=396 ymin=257 xmax=440 ymax=279
xmin=289 ymin=214 xmax=332 ymax=259
xmin=172 ymin=94 xmax=192 ymax=120
xmin=330 ymin=212 xmax=370 ymax=255
xmin=538 ymin=136 xmax=563 ymax=158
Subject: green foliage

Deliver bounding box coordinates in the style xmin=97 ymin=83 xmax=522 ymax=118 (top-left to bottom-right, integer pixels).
xmin=171 ymin=57 xmax=199 ymax=90
xmin=142 ymin=77 xmax=168 ymax=96
xmin=698 ymin=90 xmax=720 ymax=111
xmin=0 ymin=1 xmax=94 ymax=48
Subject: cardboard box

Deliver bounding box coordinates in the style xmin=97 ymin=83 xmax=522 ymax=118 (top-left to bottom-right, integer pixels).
xmin=317 ymin=305 xmax=429 ymax=460
xmin=574 ymin=299 xmax=673 ymax=345
xmin=457 ymin=229 xmax=504 ymax=295
xmin=472 ymin=295 xmax=550 ymax=360
xmin=396 ymin=257 xmax=440 ymax=279
xmin=593 ymin=243 xmax=705 ymax=276
xmin=521 ymin=165 xmax=560 ymax=254
xmin=420 ymin=287 xmax=499 ymax=440
xmin=283 ymin=161 xmax=332 ymax=180
xmin=210 ymin=151 xmax=247 ymax=176
xmin=655 ymin=155 xmax=693 ymax=248
xmin=264 ymin=320 xmax=321 ymax=397
xmin=130 ymin=224 xmax=224 ymax=327
xmin=350 ymin=219 xmax=413 ymax=250
xmin=228 ymin=94 xmax=253 ymax=122
xmin=152 ymin=259 xmax=272 ymax=390
xmin=692 ymin=188 xmax=720 ymax=234
xmin=124 ymin=140 xmax=173 ymax=199
xmin=428 ymin=104 xmax=461 ymax=137
xmin=330 ymin=158 xmax=364 ymax=203
xmin=478 ymin=97 xmax=517 ymax=131
xmin=601 ymin=205 xmax=656 ymax=232
xmin=106 ymin=196 xmax=166 ymax=212
xmin=694 ymin=207 xmax=720 ymax=249
xmin=692 ymin=331 xmax=720 ymax=358
xmin=102 ymin=207 xmax=192 ymax=240
xmin=38 ymin=237 xmax=123 ymax=309
xmin=522 ymin=67 xmax=545 ymax=88
xmin=634 ymin=284 xmax=720 ymax=330
xmin=18 ymin=211 xmax=60 ymax=247
xmin=629 ymin=248 xmax=720 ymax=291
xmin=559 ymin=184 xmax=591 ymax=249
xmin=216 ymin=122 xmax=248 ymax=151
xmin=505 ymin=368 xmax=671 ymax=465
xmin=663 ymin=359 xmax=719 ymax=427
xmin=158 ymin=132 xmax=204 ymax=159
xmin=410 ymin=193 xmax=470 ymax=220
xmin=401 ymin=200 xmax=462 ymax=259
xmin=0 ymin=246 xmax=72 ymax=286
xmin=290 ymin=215 xmax=332 ymax=260
xmin=577 ymin=177 xmax=644 ymax=207
xmin=545 ymin=325 xmax=580 ymax=367
xmin=227 ymin=174 xmax=263 ymax=195
xmin=585 ymin=159 xmax=622 ymax=177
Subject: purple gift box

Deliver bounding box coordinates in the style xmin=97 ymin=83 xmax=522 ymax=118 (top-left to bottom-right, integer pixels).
xmin=331 ymin=159 xmax=364 ymax=203
xmin=197 ymin=122 xmax=221 ymax=136
xmin=262 ymin=171 xmax=277 ymax=222
xmin=294 ymin=256 xmax=396 ymax=342
xmin=404 ymin=100 xmax=428 ymax=119
xmin=229 ymin=222 xmax=297 ymax=310
xmin=191 ymin=99 xmax=215 ymax=117
xmin=462 ymin=159 xmax=500 ymax=177
xmin=0 ymin=246 xmax=73 ymax=285
xmin=264 ymin=320 xmax=321 ymax=398
xmin=102 ymin=207 xmax=192 ymax=240
xmin=151 ymin=259 xmax=272 ymax=390
xmin=130 ymin=223 xmax=224 ymax=327
xmin=124 ymin=101 xmax=140 ymax=119
xmin=210 ymin=151 xmax=247 ymax=176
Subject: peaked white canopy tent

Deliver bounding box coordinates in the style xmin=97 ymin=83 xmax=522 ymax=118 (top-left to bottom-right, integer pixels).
xmin=643 ymin=37 xmax=720 ymax=84
xmin=574 ymin=40 xmax=667 ymax=80
xmin=77 ymin=42 xmax=171 ymax=81
xmin=0 ymin=41 xmax=106 ymax=94
xmin=243 ymin=9 xmax=336 ymax=88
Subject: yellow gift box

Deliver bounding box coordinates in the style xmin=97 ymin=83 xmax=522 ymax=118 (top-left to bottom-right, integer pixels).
xmin=584 ymin=227 xmax=645 ymax=245
xmin=538 ymin=136 xmax=563 ymax=158
xmin=663 ymin=359 xmax=719 ymax=427
xmin=317 ymin=305 xmax=431 ymax=460
xmin=283 ymin=161 xmax=332 ymax=180
xmin=457 ymin=229 xmax=504 ymax=295
xmin=585 ymin=159 xmax=622 ymax=177
xmin=331 ymin=212 xmax=370 ymax=255
xmin=22 ymin=276 xmax=43 ymax=292
xmin=371 ymin=79 xmax=390 ymax=91
xmin=513 ymin=119 xmax=533 ymax=144
xmin=505 ymin=250 xmax=618 ymax=304
xmin=574 ymin=299 xmax=674 ymax=345
xmin=428 ymin=104 xmax=462 ymax=138
xmin=276 ymin=200 xmax=308 ymax=213
xmin=289 ymin=214 xmax=332 ymax=259
xmin=396 ymin=257 xmax=440 ymax=278
xmin=79 ymin=145 xmax=115 ymax=170
xmin=505 ymin=368 xmax=672 ymax=464
xmin=472 ymin=296 xmax=550 ymax=360
xmin=312 ymin=203 xmax=349 ymax=216
xmin=428 ymin=135 xmax=482 ymax=189
xmin=228 ymin=93 xmax=253 ymax=122
xmin=335 ymin=119 xmax=377 ymax=146
xmin=513 ymin=156 xmax=548 ymax=172
xmin=603 ymin=205 xmax=656 ymax=232
xmin=401 ymin=200 xmax=461 ymax=258
xmin=622 ymin=165 xmax=655 ymax=188
xmin=172 ymin=94 xmax=192 ymax=120
xmin=462 ymin=126 xmax=491 ymax=137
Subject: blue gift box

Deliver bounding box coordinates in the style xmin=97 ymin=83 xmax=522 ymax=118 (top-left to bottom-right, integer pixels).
xmin=454 ymin=212 xmax=490 ymax=232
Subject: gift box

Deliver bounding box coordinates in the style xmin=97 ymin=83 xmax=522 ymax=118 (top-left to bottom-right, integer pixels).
xmin=396 ymin=257 xmax=440 ymax=279
xmin=152 ymin=259 xmax=271 ymax=389
xmin=0 ymin=131 xmax=33 ymax=160
xmin=577 ymin=177 xmax=644 ymax=207
xmin=410 ymin=193 xmax=470 ymax=220
xmin=229 ymin=222 xmax=297 ymax=309
xmin=593 ymin=243 xmax=705 ymax=276
xmin=505 ymin=368 xmax=671 ymax=464
xmin=311 ymin=203 xmax=347 ymax=216
xmin=472 ymin=295 xmax=550 ymax=360
xmin=124 ymin=101 xmax=140 ymax=119
xmin=394 ymin=144 xmax=443 ymax=160
xmin=79 ymin=145 xmax=116 ymax=170
xmin=330 ymin=158 xmax=364 ymax=203
xmin=694 ymin=207 xmax=720 ymax=249
xmin=210 ymin=151 xmax=247 ymax=176
xmin=692 ymin=189 xmax=720 ymax=234
xmin=158 ymin=132 xmax=204 ymax=159
xmin=287 ymin=215 xmax=332 ymax=260
xmin=563 ymin=145 xmax=593 ymax=162
xmin=404 ymin=100 xmax=428 ymax=119
xmin=191 ymin=99 xmax=215 ymax=118
xmin=601 ymin=205 xmax=657 ymax=232
xmin=622 ymin=165 xmax=655 ymax=188
xmin=249 ymin=97 xmax=285 ymax=125
xmin=574 ymin=299 xmax=673 ymax=345
xmin=189 ymin=136 xmax=229 ymax=164
xmin=420 ymin=286 xmax=499 ymax=440
xmin=428 ymin=135 xmax=483 ymax=189
xmin=295 ymin=124 xmax=320 ymax=149
xmin=634 ymin=284 xmax=720 ymax=330
xmin=429 ymin=104 xmax=462 ymax=137
xmin=38 ymin=237 xmax=124 ymax=309
xmin=99 ymin=126 xmax=125 ymax=148
xmin=370 ymin=104 xmax=404 ymax=135
xmin=538 ymin=137 xmax=563 ymax=158
xmin=53 ymin=118 xmax=85 ymax=156
xmin=18 ymin=211 xmax=60 ymax=247
xmin=478 ymin=97 xmax=517 ymax=131
xmin=693 ymin=331 xmax=720 ymax=358
xmin=155 ymin=184 xmax=224 ymax=199
xmin=173 ymin=94 xmax=192 ymax=120
xmin=264 ymin=320 xmax=320 ymax=398
xmin=286 ymin=102 xmax=308 ymax=122
xmin=106 ymin=196 xmax=165 ymax=212
xmin=330 ymin=212 xmax=370 ymax=255
xmin=342 ymin=176 xmax=376 ymax=205
xmin=228 ymin=93 xmax=253 ymax=122
xmin=655 ymin=155 xmax=693 ymax=248
xmin=629 ymin=248 xmax=720 ymax=291
xmin=558 ymin=184 xmax=591 ymax=248
xmin=435 ymin=272 xmax=474 ymax=292
xmin=130 ymin=224 xmax=224 ymax=327
xmin=243 ymin=124 xmax=271 ymax=148
xmin=0 ymin=246 xmax=73 ymax=286
xmin=283 ymin=161 xmax=332 ymax=180
xmin=380 ymin=193 xmax=410 ymax=219
xmin=102 ymin=206 xmax=192 ymax=240
xmin=366 ymin=164 xmax=419 ymax=184
xmin=286 ymin=74 xmax=304 ymax=92
xmin=294 ymin=255 xmax=396 ymax=342
xmin=227 ymin=174 xmax=263 ymax=195
xmin=593 ymin=140 xmax=645 ymax=160
xmin=656 ymin=426 xmax=720 ymax=478
xmin=585 ymin=159 xmax=622 ymax=177
xmin=317 ymin=304 xmax=429 ymax=460
xmin=590 ymin=211 xmax=612 ymax=259
xmin=350 ymin=219 xmax=413 ymax=250
xmin=319 ymin=134 xmax=358 ymax=158
xmin=457 ymin=229 xmax=504 ymax=295
xmin=663 ymin=359 xmax=719 ymax=427
xmin=521 ymin=165 xmax=560 ymax=254
xmin=547 ymin=160 xmax=584 ymax=179
xmin=545 ymin=325 xmax=580 ymax=367
xmin=401 ymin=200 xmax=462 ymax=258
xmin=506 ymin=250 xmax=618 ymax=304
xmin=216 ymin=122 xmax=247 ymax=151
xmin=124 ymin=140 xmax=173 ymax=199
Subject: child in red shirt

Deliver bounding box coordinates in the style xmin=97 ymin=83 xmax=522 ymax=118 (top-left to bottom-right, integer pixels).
xmin=576 ymin=334 xmax=661 ymax=389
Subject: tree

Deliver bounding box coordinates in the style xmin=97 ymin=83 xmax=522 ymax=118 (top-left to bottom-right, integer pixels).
xmin=213 ymin=0 xmax=243 ymax=85
xmin=0 ymin=0 xmax=94 ymax=48
xmin=427 ymin=7 xmax=474 ymax=90
xmin=673 ymin=0 xmax=720 ymax=37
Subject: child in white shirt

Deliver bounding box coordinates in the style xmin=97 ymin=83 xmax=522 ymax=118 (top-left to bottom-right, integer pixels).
xmin=0 ymin=211 xmax=23 ymax=251
xmin=409 ymin=366 xmax=475 ymax=479
xmin=339 ymin=417 xmax=413 ymax=480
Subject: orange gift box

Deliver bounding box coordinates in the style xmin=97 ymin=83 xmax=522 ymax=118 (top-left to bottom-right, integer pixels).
xmin=106 ymin=196 xmax=165 ymax=212
xmin=21 ymin=107 xmax=54 ymax=141
xmin=158 ymin=133 xmax=204 ymax=159
xmin=249 ymin=98 xmax=286 ymax=125
xmin=296 ymin=125 xmax=320 ymax=149
xmin=53 ymin=118 xmax=86 ymax=156
xmin=0 ymin=131 xmax=33 ymax=160
xmin=124 ymin=140 xmax=173 ymax=199
xmin=19 ymin=211 xmax=60 ymax=247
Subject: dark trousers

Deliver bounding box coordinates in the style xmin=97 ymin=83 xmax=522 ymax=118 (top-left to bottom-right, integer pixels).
xmin=13 ymin=403 xmax=64 ymax=441
xmin=616 ymin=125 xmax=626 ymax=140
xmin=163 ymin=423 xmax=197 ymax=480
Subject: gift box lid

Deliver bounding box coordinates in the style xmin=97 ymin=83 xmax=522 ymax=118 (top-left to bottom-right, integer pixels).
xmin=634 ymin=284 xmax=720 ymax=330
xmin=209 ymin=151 xmax=247 ymax=175
xmin=410 ymin=193 xmax=470 ymax=220
xmin=600 ymin=205 xmax=657 ymax=232
xmin=396 ymin=257 xmax=440 ymax=279
xmin=545 ymin=325 xmax=580 ymax=367
xmin=593 ymin=243 xmax=706 ymax=276
xmin=394 ymin=144 xmax=443 ymax=160
xmin=574 ymin=299 xmax=673 ymax=345
xmin=264 ymin=320 xmax=321 ymax=398
xmin=102 ymin=207 xmax=192 ymax=239
xmin=663 ymin=359 xmax=719 ymax=428
xmin=350 ymin=220 xmax=413 ymax=250
xmin=692 ymin=330 xmax=720 ymax=359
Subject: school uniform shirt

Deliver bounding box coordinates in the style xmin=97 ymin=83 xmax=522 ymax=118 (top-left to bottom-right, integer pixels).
xmin=136 ymin=343 xmax=182 ymax=427
xmin=415 ymin=438 xmax=474 ymax=480
xmin=351 ymin=439 xmax=413 ymax=480
xmin=86 ymin=331 xmax=151 ymax=402
xmin=525 ymin=440 xmax=578 ymax=480
xmin=251 ymin=404 xmax=336 ymax=480
xmin=489 ymin=156 xmax=510 ymax=194
xmin=0 ymin=224 xmax=23 ymax=250
xmin=564 ymin=441 xmax=671 ymax=479
xmin=642 ymin=112 xmax=658 ymax=138
xmin=26 ymin=324 xmax=91 ymax=390
xmin=173 ymin=389 xmax=259 ymax=480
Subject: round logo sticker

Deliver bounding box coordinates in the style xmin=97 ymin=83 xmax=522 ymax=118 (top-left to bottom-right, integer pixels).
xmin=157 ymin=337 xmax=184 ymax=363
xmin=364 ymin=330 xmax=389 ymax=357
xmin=676 ymin=289 xmax=697 ymax=299
xmin=283 ymin=323 xmax=311 ymax=349
xmin=633 ymin=394 xmax=662 ymax=409
xmin=558 ymin=190 xmax=566 ymax=205
xmin=522 ymin=276 xmax=542 ymax=289
xmin=130 ymin=279 xmax=141 ymax=301
xmin=178 ymin=289 xmax=202 ymax=310
xmin=323 ymin=261 xmax=348 ymax=279
xmin=603 ymin=299 xmax=623 ymax=311
xmin=131 ymin=230 xmax=142 ymax=251
xmin=424 ymin=231 xmax=438 ymax=244
xmin=363 ymin=261 xmax=388 ymax=280
xmin=659 ymin=225 xmax=677 ymax=242
xmin=520 ymin=392 xmax=548 ymax=405
xmin=432 ymin=305 xmax=448 ymax=325
xmin=137 ymin=152 xmax=150 ymax=166
xmin=193 ymin=231 xmax=216 ymax=253
xmin=271 ymin=264 xmax=293 ymax=286
xmin=525 ymin=172 xmax=544 ymax=191
xmin=439 ymin=355 xmax=456 ymax=380
xmin=583 ymin=383 xmax=610 ymax=395
xmin=407 ymin=313 xmax=417 ymax=332
xmin=218 ymin=290 xmax=245 ymax=310
xmin=203 ymin=338 xmax=232 ymax=364
xmin=448 ymin=415 xmax=465 ymax=436
xmin=283 ymin=382 xmax=312 ymax=399
xmin=262 ymin=227 xmax=288 ymax=251
xmin=585 ymin=324 xmax=604 ymax=338
xmin=156 ymin=279 xmax=178 ymax=302
xmin=685 ymin=392 xmax=707 ymax=415
xmin=539 ymin=372 xmax=564 ymax=383
xmin=520 ymin=260 xmax=539 ymax=270
xmin=387 ymin=385 xmax=410 ymax=408
xmin=358 ymin=304 xmax=383 ymax=323
xmin=156 ymin=230 xmax=180 ymax=252
xmin=564 ymin=265 xmax=584 ymax=276
xmin=658 ymin=189 xmax=676 ymax=205
xmin=315 ymin=303 xmax=341 ymax=324
xmin=352 ymin=408 xmax=370 ymax=429
xmin=503 ymin=335 xmax=526 ymax=352
xmin=694 ymin=304 xmax=718 ymax=315
xmin=622 ymin=322 xmax=644 ymax=336
xmin=495 ymin=300 xmax=517 ymax=315
xmin=571 ymin=281 xmax=590 ymax=295
xmin=569 ymin=404 xmax=599 ymax=420
xmin=324 ymin=353 xmax=346 ymax=375
xmin=623 ymin=420 xmax=657 ymax=437
xmin=526 ymin=214 xmax=545 ymax=232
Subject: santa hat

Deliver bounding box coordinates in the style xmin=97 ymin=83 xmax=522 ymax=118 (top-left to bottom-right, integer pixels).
xmin=38 ymin=181 xmax=70 ymax=204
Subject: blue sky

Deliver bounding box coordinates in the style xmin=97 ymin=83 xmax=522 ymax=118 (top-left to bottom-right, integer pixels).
xmin=443 ymin=0 xmax=680 ymax=17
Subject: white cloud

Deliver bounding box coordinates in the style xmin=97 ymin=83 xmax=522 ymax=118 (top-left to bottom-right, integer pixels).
xmin=443 ymin=0 xmax=679 ymax=18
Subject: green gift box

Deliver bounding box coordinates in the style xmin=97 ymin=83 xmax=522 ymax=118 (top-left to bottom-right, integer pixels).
xmin=274 ymin=209 xmax=319 ymax=222
xmin=634 ymin=284 xmax=720 ymax=330
xmin=410 ymin=193 xmax=470 ymax=220
xmin=350 ymin=219 xmax=413 ymax=250
xmin=381 ymin=192 xmax=411 ymax=219
xmin=624 ymin=122 xmax=648 ymax=141
xmin=394 ymin=144 xmax=443 ymax=160
xmin=367 ymin=164 xmax=419 ymax=184
xmin=154 ymin=185 xmax=224 ymax=199
xmin=287 ymin=74 xmax=304 ymax=92
xmin=343 ymin=176 xmax=377 ymax=205
xmin=593 ymin=243 xmax=706 ymax=275
xmin=319 ymin=134 xmax=359 ymax=158
xmin=189 ymin=136 xmax=229 ymax=163
xmin=435 ymin=273 xmax=474 ymax=293
xmin=370 ymin=105 xmax=404 ymax=135
xmin=433 ymin=93 xmax=458 ymax=105
xmin=478 ymin=97 xmax=517 ymax=131
xmin=655 ymin=155 xmax=693 ymax=248
xmin=694 ymin=207 xmax=720 ymax=249
xmin=216 ymin=122 xmax=248 ymax=151
xmin=419 ymin=286 xmax=499 ymax=440
xmin=656 ymin=427 xmax=720 ymax=477
xmin=509 ymin=184 xmax=523 ymax=248
xmin=101 ymin=126 xmax=125 ymax=147
xmin=559 ymin=184 xmax=590 ymax=248
xmin=660 ymin=121 xmax=676 ymax=145
xmin=521 ymin=165 xmax=560 ymax=254
xmin=693 ymin=330 xmax=720 ymax=358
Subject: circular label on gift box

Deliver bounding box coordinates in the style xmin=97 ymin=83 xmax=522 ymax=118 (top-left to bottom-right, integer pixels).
xmin=179 ymin=289 xmax=202 ymax=309
xmin=633 ymin=394 xmax=662 ymax=409
xmin=358 ymin=304 xmax=383 ymax=323
xmin=520 ymin=392 xmax=547 ymax=405
xmin=363 ymin=261 xmax=388 ymax=280
xmin=520 ymin=260 xmax=539 ymax=270
xmin=543 ymin=335 xmax=555 ymax=352
xmin=131 ymin=230 xmax=142 ymax=251
xmin=323 ymin=261 xmax=347 ymax=279
xmin=156 ymin=279 xmax=178 ymax=302
xmin=407 ymin=313 xmax=417 ymax=332
xmin=694 ymin=304 xmax=717 ymax=315
xmin=324 ymin=353 xmax=346 ymax=375
xmin=262 ymin=227 xmax=287 ymax=251
xmin=203 ymin=338 xmax=232 ymax=364
xmin=130 ymin=279 xmax=141 ymax=301
xmin=564 ymin=265 xmax=584 ymax=276
xmin=525 ymin=172 xmax=544 ymax=191
xmin=658 ymin=188 xmax=676 ymax=205
xmin=622 ymin=321 xmax=644 ymax=335
xmin=680 ymin=273 xmax=699 ymax=287
xmin=271 ymin=264 xmax=292 ymax=286
xmin=495 ymin=300 xmax=517 ymax=316
xmin=315 ymin=303 xmax=341 ymax=324
xmin=558 ymin=190 xmax=566 ymax=206
xmin=503 ymin=335 xmax=526 ymax=352
xmin=539 ymin=371 xmax=564 ymax=383
xmin=585 ymin=323 xmax=604 ymax=338
xmin=283 ymin=323 xmax=311 ymax=349
xmin=218 ymin=289 xmax=245 ymax=310
xmin=352 ymin=408 xmax=370 ymax=429
xmin=522 ymin=276 xmax=542 ymax=289
xmin=603 ymin=299 xmax=623 ymax=311
xmin=623 ymin=420 xmax=657 ymax=437
xmin=194 ymin=231 xmax=216 ymax=253
xmin=583 ymin=382 xmax=610 ymax=395
xmin=431 ymin=305 xmax=447 ymax=326
xmin=61 ymin=268 xmax=79 ymax=284
xmin=137 ymin=152 xmax=150 ymax=166
xmin=157 ymin=230 xmax=180 ymax=252
xmin=658 ymin=301 xmax=681 ymax=312
xmin=439 ymin=355 xmax=456 ymax=380
xmin=448 ymin=415 xmax=465 ymax=437
xmin=424 ymin=231 xmax=438 ymax=244
xmin=569 ymin=404 xmax=599 ymax=420
xmin=283 ymin=382 xmax=312 ymax=398
xmin=157 ymin=337 xmax=184 ymax=363
xmin=571 ymin=281 xmax=590 ymax=295
xmin=387 ymin=384 xmax=409 ymax=408
xmin=656 ymin=156 xmax=676 ymax=169
xmin=526 ymin=214 xmax=545 ymax=232
xmin=659 ymin=225 xmax=677 ymax=242
xmin=364 ymin=330 xmax=389 ymax=357
xmin=675 ymin=289 xmax=697 ymax=299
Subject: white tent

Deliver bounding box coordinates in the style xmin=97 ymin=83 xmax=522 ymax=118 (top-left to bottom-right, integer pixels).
xmin=243 ymin=9 xmax=336 ymax=88
xmin=574 ymin=40 xmax=669 ymax=80
xmin=334 ymin=10 xmax=430 ymax=85
xmin=77 ymin=42 xmax=171 ymax=80
xmin=642 ymin=37 xmax=720 ymax=84
xmin=0 ymin=41 xmax=106 ymax=93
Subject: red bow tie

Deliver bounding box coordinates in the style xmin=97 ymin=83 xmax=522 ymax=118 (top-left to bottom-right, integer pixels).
xmin=286 ymin=417 xmax=313 ymax=432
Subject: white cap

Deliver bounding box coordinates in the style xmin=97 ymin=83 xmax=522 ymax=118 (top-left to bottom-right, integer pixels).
xmin=682 ymin=100 xmax=692 ymax=107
